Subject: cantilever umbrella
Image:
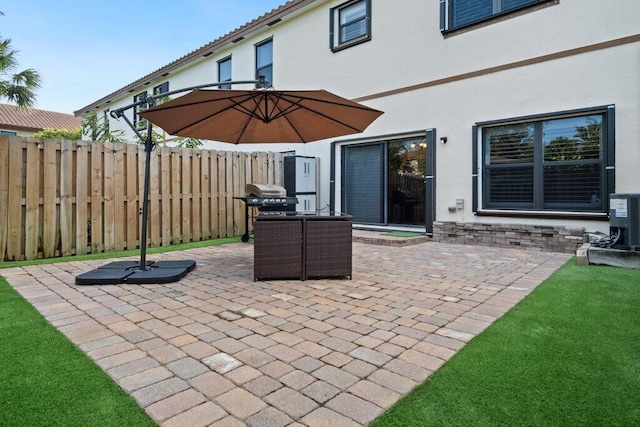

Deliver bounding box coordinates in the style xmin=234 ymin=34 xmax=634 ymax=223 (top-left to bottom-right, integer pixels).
xmin=75 ymin=83 xmax=382 ymax=286
xmin=138 ymin=88 xmax=383 ymax=144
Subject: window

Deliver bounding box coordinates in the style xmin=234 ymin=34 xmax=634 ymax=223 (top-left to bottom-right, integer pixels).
xmin=479 ymin=107 xmax=614 ymax=214
xmin=255 ymin=40 xmax=273 ymax=88
xmin=218 ymin=57 xmax=232 ymax=89
xmin=330 ymin=0 xmax=371 ymax=51
xmin=153 ymin=82 xmax=169 ymax=96
xmin=1 ymin=130 xmax=17 ymax=136
xmin=103 ymin=109 xmax=110 ymax=132
xmin=134 ymin=91 xmax=148 ymax=130
xmin=440 ymin=0 xmax=554 ymax=32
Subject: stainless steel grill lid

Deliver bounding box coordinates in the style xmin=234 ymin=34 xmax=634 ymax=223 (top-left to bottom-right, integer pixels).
xmin=245 ymin=183 xmax=287 ymax=197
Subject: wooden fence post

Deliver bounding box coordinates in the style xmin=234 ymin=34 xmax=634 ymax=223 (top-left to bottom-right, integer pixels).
xmin=0 ymin=137 xmax=10 ymax=260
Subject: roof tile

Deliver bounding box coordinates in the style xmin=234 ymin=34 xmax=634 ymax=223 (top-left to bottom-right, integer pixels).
xmin=0 ymin=103 xmax=82 ymax=132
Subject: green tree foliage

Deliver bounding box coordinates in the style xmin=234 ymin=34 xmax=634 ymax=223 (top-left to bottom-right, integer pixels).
xmin=174 ymin=136 xmax=204 ymax=148
xmin=0 ymin=12 xmax=41 ymax=108
xmin=82 ymin=111 xmax=126 ymax=143
xmin=33 ymin=127 xmax=82 ymax=140
xmin=544 ymin=117 xmax=602 ymax=162
xmin=487 ymin=124 xmax=534 ymax=164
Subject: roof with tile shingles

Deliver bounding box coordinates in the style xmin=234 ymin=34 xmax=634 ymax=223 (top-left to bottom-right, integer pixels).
xmin=0 ymin=103 xmax=82 ymax=132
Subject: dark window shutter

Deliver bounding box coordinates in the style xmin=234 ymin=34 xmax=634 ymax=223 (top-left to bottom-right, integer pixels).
xmin=472 ymin=125 xmax=478 ymax=213
xmin=606 ymin=105 xmax=616 ymax=208
xmin=425 ymin=129 xmax=436 ymax=233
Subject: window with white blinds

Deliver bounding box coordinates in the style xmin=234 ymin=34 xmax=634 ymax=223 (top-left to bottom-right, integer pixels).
xmin=481 ymin=109 xmax=613 ymax=213
xmin=331 ymin=0 xmax=371 ymax=52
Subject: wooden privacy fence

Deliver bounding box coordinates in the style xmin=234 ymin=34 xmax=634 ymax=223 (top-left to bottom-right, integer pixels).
xmin=0 ymin=137 xmax=284 ymax=261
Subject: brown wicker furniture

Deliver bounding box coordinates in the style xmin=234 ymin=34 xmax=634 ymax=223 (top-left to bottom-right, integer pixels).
xmin=254 ymin=212 xmax=352 ymax=281
xmin=253 ymin=216 xmax=304 ymax=280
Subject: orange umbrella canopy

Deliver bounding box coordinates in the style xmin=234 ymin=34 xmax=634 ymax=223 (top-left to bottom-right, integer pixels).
xmin=139 ymin=88 xmax=383 ymax=144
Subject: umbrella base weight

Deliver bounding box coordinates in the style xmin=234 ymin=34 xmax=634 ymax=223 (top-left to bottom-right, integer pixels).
xmin=76 ymin=260 xmax=196 ymax=285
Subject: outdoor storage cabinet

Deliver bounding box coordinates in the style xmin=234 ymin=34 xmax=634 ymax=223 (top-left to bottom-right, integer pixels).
xmin=253 ymin=212 xmax=352 ymax=281
xmin=284 ymin=156 xmax=317 ymax=212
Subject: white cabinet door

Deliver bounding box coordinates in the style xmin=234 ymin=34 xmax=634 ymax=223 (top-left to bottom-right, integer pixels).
xmin=303 ymin=158 xmax=316 ymax=193
xmin=294 ymin=157 xmax=316 ymax=193
xmin=297 ymin=194 xmax=316 ymax=212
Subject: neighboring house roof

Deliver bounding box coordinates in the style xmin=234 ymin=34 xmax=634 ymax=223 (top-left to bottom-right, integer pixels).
xmin=0 ymin=103 xmax=82 ymax=132
xmin=74 ymin=0 xmax=316 ymax=116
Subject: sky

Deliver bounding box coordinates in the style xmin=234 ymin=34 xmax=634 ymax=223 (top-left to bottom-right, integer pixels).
xmin=1 ymin=0 xmax=286 ymax=114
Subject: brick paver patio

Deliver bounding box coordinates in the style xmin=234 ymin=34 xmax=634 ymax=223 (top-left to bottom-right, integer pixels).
xmin=2 ymin=237 xmax=571 ymax=426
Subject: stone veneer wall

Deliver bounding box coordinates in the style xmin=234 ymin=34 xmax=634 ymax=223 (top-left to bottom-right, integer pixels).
xmin=432 ymin=221 xmax=585 ymax=253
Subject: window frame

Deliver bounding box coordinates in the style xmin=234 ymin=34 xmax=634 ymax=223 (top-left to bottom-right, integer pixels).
xmin=103 ymin=109 xmax=110 ymax=132
xmin=1 ymin=130 xmax=17 ymax=136
xmin=255 ymin=39 xmax=273 ymax=88
xmin=330 ymin=0 xmax=371 ymax=52
xmin=133 ymin=91 xmax=148 ymax=130
xmin=153 ymin=82 xmax=169 ymax=96
xmin=440 ymin=0 xmax=557 ymax=34
xmin=218 ymin=56 xmax=232 ymax=89
xmin=474 ymin=105 xmax=615 ymax=218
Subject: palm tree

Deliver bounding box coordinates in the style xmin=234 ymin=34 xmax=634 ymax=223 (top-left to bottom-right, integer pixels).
xmin=0 ymin=14 xmax=41 ymax=108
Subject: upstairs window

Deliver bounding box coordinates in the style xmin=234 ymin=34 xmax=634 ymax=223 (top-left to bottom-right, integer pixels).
xmin=133 ymin=91 xmax=148 ymax=130
xmin=218 ymin=57 xmax=232 ymax=89
xmin=480 ymin=107 xmax=614 ymax=214
xmin=255 ymin=39 xmax=273 ymax=88
xmin=330 ymin=0 xmax=371 ymax=52
xmin=440 ymin=0 xmax=554 ymax=32
xmin=153 ymin=82 xmax=169 ymax=96
xmin=103 ymin=109 xmax=110 ymax=132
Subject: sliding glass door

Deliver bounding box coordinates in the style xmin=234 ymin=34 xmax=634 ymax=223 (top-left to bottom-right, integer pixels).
xmin=342 ymin=134 xmax=433 ymax=229
xmin=388 ymin=138 xmax=427 ymax=225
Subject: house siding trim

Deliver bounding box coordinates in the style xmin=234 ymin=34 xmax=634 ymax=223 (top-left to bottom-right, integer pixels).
xmin=353 ymin=34 xmax=640 ymax=103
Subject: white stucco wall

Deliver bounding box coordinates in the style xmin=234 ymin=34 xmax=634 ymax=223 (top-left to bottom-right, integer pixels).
xmin=91 ymin=0 xmax=639 ymax=234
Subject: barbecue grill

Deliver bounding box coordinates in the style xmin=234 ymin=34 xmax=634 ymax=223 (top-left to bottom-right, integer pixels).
xmin=235 ymin=184 xmax=298 ymax=242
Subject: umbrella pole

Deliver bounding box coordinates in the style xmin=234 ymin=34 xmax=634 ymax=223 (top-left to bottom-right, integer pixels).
xmin=138 ymin=121 xmax=153 ymax=271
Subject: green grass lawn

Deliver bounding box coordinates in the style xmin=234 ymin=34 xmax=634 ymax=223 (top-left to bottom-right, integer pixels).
xmin=2 ymin=245 xmax=639 ymax=425
xmin=0 ymin=236 xmax=240 ymax=269
xmin=0 ymin=237 xmax=237 ymax=426
xmin=372 ymin=259 xmax=640 ymax=426
xmin=0 ymin=275 xmax=157 ymax=426
xmin=380 ymin=231 xmax=425 ymax=238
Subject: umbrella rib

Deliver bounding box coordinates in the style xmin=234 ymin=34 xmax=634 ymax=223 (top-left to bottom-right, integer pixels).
xmin=231 ymin=93 xmax=269 ymax=121
xmin=271 ymin=96 xmax=365 ymax=133
xmin=220 ymin=91 xmax=272 ymax=143
xmin=147 ymin=93 xmax=254 ymax=134
xmin=232 ymin=96 xmax=264 ymax=143
xmin=268 ymin=95 xmax=307 ymax=142
xmin=167 ymin=94 xmax=269 ymax=136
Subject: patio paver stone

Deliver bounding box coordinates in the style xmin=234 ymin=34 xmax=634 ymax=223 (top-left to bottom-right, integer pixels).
xmin=2 ymin=238 xmax=571 ymax=425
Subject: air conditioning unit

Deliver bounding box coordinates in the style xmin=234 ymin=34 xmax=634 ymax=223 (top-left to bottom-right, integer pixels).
xmin=609 ymin=193 xmax=640 ymax=250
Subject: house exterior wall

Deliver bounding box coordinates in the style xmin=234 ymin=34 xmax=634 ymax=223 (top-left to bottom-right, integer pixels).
xmin=81 ymin=0 xmax=640 ymax=247
xmin=0 ymin=128 xmax=36 ymax=137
